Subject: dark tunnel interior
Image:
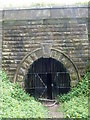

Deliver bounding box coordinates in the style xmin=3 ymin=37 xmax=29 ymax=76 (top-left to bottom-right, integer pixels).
xmin=24 ymin=57 xmax=71 ymax=99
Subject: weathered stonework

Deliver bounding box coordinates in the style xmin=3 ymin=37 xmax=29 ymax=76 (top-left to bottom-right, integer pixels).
xmin=0 ymin=11 xmax=2 ymax=71
xmin=2 ymin=7 xmax=89 ymax=87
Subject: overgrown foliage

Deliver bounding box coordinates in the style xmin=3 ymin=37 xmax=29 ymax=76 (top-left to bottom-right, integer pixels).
xmin=30 ymin=1 xmax=88 ymax=8
xmin=58 ymin=72 xmax=89 ymax=118
xmin=1 ymin=71 xmax=48 ymax=118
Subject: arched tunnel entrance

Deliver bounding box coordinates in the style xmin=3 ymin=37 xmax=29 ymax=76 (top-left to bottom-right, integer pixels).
xmin=24 ymin=57 xmax=71 ymax=99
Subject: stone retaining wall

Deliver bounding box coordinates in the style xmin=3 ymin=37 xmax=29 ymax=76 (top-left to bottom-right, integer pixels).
xmin=0 ymin=11 xmax=2 ymax=71
xmin=2 ymin=7 xmax=89 ymax=87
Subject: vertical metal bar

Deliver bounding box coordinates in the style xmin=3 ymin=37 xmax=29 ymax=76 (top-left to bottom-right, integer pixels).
xmin=35 ymin=74 xmax=36 ymax=98
xmin=56 ymin=72 xmax=58 ymax=98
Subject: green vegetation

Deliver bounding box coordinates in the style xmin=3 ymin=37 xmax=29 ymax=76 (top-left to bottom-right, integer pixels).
xmin=30 ymin=1 xmax=89 ymax=8
xmin=1 ymin=69 xmax=89 ymax=118
xmin=58 ymin=72 xmax=89 ymax=118
xmin=1 ymin=71 xmax=48 ymax=118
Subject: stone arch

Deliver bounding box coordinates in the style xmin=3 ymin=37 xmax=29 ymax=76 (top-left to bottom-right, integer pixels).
xmin=14 ymin=48 xmax=80 ymax=87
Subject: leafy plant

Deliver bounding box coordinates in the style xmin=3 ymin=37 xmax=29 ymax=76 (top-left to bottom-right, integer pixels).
xmin=58 ymin=72 xmax=89 ymax=118
xmin=58 ymin=72 xmax=89 ymax=102
xmin=61 ymin=96 xmax=88 ymax=118
xmin=1 ymin=71 xmax=48 ymax=118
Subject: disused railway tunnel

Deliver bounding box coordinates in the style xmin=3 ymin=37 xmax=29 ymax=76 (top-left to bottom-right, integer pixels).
xmin=1 ymin=7 xmax=88 ymax=100
xmin=24 ymin=57 xmax=71 ymax=99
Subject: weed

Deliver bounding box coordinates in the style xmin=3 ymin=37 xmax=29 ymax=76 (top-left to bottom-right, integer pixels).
xmin=1 ymin=71 xmax=48 ymax=118
xmin=58 ymin=72 xmax=89 ymax=118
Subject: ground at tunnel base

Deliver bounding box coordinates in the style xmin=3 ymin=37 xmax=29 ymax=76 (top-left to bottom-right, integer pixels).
xmin=42 ymin=102 xmax=63 ymax=118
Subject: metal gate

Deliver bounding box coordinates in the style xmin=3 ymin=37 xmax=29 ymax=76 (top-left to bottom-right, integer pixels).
xmin=24 ymin=57 xmax=71 ymax=99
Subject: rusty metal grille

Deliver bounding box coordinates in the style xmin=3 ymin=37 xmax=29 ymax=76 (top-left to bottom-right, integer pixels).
xmin=24 ymin=57 xmax=71 ymax=99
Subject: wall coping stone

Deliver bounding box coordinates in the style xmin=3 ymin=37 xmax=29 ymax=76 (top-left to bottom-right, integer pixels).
xmin=1 ymin=7 xmax=88 ymax=21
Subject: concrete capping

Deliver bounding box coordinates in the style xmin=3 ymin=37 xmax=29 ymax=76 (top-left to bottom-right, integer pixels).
xmin=2 ymin=7 xmax=88 ymax=21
